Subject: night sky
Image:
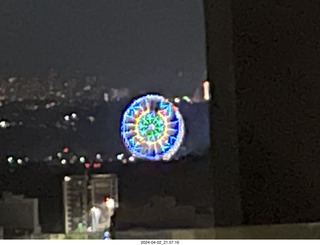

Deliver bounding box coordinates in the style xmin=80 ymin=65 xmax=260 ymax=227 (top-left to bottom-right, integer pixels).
xmin=0 ymin=0 xmax=206 ymax=96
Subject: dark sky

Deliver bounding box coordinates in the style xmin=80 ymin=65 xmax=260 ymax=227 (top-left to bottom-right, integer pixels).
xmin=0 ymin=0 xmax=206 ymax=96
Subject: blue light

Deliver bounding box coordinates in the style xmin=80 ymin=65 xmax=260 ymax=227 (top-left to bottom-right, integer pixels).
xmin=120 ymin=94 xmax=185 ymax=161
xmin=103 ymin=231 xmax=111 ymax=240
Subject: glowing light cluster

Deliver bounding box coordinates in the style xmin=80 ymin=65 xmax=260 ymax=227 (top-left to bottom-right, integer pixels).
xmin=121 ymin=94 xmax=184 ymax=161
xmin=203 ymin=81 xmax=210 ymax=100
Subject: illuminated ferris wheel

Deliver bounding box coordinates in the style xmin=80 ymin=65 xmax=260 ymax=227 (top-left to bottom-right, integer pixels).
xmin=120 ymin=94 xmax=185 ymax=161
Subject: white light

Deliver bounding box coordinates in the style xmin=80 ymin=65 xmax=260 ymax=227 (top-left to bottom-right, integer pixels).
xmin=79 ymin=156 xmax=85 ymax=163
xmin=88 ymin=116 xmax=95 ymax=122
xmin=71 ymin=113 xmax=77 ymax=119
xmin=174 ymin=97 xmax=180 ymax=103
xmin=61 ymin=159 xmax=67 ymax=165
xmin=105 ymin=198 xmax=115 ymax=209
xmin=64 ymin=176 xmax=71 ymax=182
xmin=8 ymin=77 xmax=17 ymax=83
xmin=96 ymin=153 xmax=102 ymax=159
xmin=17 ymin=159 xmax=23 ymax=165
xmin=128 ymin=156 xmax=135 ymax=162
xmin=83 ymin=85 xmax=91 ymax=91
xmin=116 ymin=153 xmax=124 ymax=161
xmin=104 ymin=93 xmax=109 ymax=102
xmin=64 ymin=115 xmax=70 ymax=121
xmin=57 ymin=152 xmax=62 ymax=158
xmin=203 ymin=81 xmax=211 ymax=100
xmin=7 ymin=156 xmax=14 ymax=164
xmin=0 ymin=120 xmax=9 ymax=128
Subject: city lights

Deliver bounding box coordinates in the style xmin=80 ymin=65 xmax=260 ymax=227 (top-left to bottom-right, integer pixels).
xmin=45 ymin=101 xmax=56 ymax=109
xmin=7 ymin=156 xmax=14 ymax=164
xmin=64 ymin=176 xmax=71 ymax=182
xmin=0 ymin=73 xmax=208 ymax=169
xmin=64 ymin=115 xmax=70 ymax=121
xmin=0 ymin=120 xmax=10 ymax=128
xmin=8 ymin=77 xmax=17 ymax=83
xmin=88 ymin=116 xmax=95 ymax=123
xmin=116 ymin=153 xmax=124 ymax=161
xmin=92 ymin=162 xmax=101 ymax=168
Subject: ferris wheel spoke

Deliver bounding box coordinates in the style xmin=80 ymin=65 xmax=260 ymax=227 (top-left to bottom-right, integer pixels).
xmin=167 ymin=121 xmax=179 ymax=129
xmin=167 ymin=129 xmax=177 ymax=136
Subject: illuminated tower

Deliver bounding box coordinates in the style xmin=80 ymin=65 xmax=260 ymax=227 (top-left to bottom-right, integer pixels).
xmin=63 ymin=175 xmax=88 ymax=233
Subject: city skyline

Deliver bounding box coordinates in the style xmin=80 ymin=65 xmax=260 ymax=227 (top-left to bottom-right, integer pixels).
xmin=0 ymin=0 xmax=206 ymax=96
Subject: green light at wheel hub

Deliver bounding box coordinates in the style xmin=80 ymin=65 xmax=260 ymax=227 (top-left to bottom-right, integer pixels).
xmin=138 ymin=112 xmax=165 ymax=141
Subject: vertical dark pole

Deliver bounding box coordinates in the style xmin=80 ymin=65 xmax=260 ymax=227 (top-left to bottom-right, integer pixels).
xmin=203 ymin=0 xmax=243 ymax=226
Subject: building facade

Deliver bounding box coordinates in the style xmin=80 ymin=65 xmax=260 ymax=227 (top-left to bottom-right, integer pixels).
xmin=63 ymin=174 xmax=118 ymax=234
xmin=0 ymin=192 xmax=41 ymax=238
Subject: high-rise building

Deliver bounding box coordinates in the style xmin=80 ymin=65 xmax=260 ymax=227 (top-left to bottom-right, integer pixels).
xmin=63 ymin=174 xmax=118 ymax=234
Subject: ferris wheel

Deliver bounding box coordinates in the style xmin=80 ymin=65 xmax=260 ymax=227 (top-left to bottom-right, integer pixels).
xmin=120 ymin=94 xmax=185 ymax=161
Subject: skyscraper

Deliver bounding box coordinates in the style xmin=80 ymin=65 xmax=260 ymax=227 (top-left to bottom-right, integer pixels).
xmin=63 ymin=174 xmax=118 ymax=234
